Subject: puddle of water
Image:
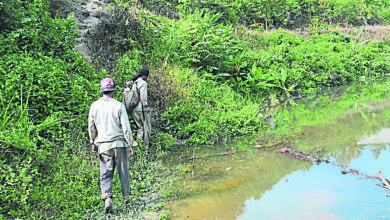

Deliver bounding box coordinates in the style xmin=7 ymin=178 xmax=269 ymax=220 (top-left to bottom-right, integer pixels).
xmin=168 ymin=85 xmax=390 ymax=220
xmin=169 ymin=146 xmax=390 ymax=219
xmin=168 ymin=151 xmax=307 ymax=220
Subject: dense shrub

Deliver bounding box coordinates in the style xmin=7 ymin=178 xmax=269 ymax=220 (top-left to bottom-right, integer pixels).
xmin=0 ymin=0 xmax=100 ymax=217
xmin=0 ymin=52 xmax=96 ymax=121
xmin=0 ymin=0 xmax=24 ymax=33
xmin=238 ymin=30 xmax=390 ymax=95
xmin=158 ymin=66 xmax=264 ymax=145
xmin=2 ymin=0 xmax=390 ymax=217
xmin=0 ymin=108 xmax=65 ymax=217
xmin=118 ymin=2 xmax=390 ymax=144
xmin=150 ymin=0 xmax=390 ymax=28
xmin=155 ymin=10 xmax=246 ymax=76
xmin=148 ymin=11 xmax=390 ymax=97
xmin=0 ymin=0 xmax=79 ymax=58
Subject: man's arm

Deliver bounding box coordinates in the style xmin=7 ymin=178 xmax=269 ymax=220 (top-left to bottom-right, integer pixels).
xmin=120 ymin=104 xmax=137 ymax=156
xmin=139 ymin=82 xmax=150 ymax=113
xmin=88 ymin=106 xmax=98 ymax=153
xmin=139 ymin=82 xmax=148 ymax=108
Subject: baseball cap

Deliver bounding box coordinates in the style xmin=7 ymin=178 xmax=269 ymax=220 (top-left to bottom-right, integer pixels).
xmin=100 ymin=78 xmax=116 ymax=92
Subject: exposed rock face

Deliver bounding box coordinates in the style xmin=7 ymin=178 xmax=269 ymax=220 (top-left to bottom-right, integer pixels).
xmin=73 ymin=0 xmax=111 ymax=63
xmin=49 ymin=0 xmax=111 ymax=63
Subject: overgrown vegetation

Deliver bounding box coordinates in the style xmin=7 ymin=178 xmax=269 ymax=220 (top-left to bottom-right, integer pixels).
xmin=2 ymin=0 xmax=390 ymax=218
xmin=0 ymin=0 xmax=171 ymax=218
xmin=127 ymin=5 xmax=390 ymax=144
xmin=143 ymin=0 xmax=390 ymax=28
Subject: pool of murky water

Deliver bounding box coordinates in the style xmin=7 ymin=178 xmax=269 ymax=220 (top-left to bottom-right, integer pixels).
xmin=168 ymin=85 xmax=390 ymax=220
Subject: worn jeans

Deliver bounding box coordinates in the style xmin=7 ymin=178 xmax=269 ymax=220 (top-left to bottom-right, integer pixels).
xmin=99 ymin=147 xmax=130 ymax=200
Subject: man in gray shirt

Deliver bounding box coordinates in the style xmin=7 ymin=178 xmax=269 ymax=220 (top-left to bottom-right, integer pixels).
xmin=88 ymin=78 xmax=137 ymax=213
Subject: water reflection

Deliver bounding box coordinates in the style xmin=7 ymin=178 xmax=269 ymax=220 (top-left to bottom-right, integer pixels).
xmin=169 ymin=145 xmax=390 ymax=219
xmin=358 ymin=128 xmax=390 ymax=145
xmin=168 ymin=85 xmax=390 ymax=219
xmin=169 ymin=152 xmax=306 ymax=220
xmin=237 ymin=161 xmax=390 ymax=219
xmin=289 ymin=87 xmax=390 ymax=166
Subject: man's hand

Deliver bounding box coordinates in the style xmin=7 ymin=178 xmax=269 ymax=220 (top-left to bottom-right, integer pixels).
xmin=128 ymin=146 xmax=134 ymax=158
xmin=92 ymin=144 xmax=98 ymax=154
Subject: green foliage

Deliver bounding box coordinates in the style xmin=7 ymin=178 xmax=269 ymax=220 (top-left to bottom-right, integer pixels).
xmin=0 ymin=1 xmax=178 ymax=218
xmin=0 ymin=92 xmax=66 ymax=217
xmin=237 ymin=30 xmax=390 ymax=95
xmin=0 ymin=0 xmax=78 ymax=58
xmin=276 ymin=80 xmax=390 ymax=132
xmin=0 ymin=52 xmax=96 ymax=121
xmin=0 ymin=0 xmax=101 ymax=217
xmin=0 ymin=0 xmax=24 ymax=33
xmin=149 ymin=9 xmax=246 ymax=78
xmin=3 ymin=0 xmax=390 ymax=218
xmin=133 ymin=7 xmax=390 ymax=98
xmin=28 ymin=150 xmax=101 ymax=219
xmin=160 ymin=71 xmax=264 ymax=144
xmin=127 ymin=1 xmax=390 ymax=145
xmin=151 ymin=133 xmax=176 ymax=151
xmin=173 ymin=0 xmax=390 ymax=28
xmin=0 ymin=0 xmax=97 ymax=123
xmin=112 ymin=50 xmax=142 ymax=88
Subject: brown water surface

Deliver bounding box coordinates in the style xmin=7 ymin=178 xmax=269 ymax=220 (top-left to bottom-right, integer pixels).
xmin=168 ymin=87 xmax=390 ymax=220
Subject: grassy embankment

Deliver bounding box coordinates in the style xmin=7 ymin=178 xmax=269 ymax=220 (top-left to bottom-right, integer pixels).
xmin=1 ymin=0 xmax=390 ymax=218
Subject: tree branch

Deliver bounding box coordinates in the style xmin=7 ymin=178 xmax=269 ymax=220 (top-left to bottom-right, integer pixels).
xmin=376 ymin=170 xmax=390 ymax=190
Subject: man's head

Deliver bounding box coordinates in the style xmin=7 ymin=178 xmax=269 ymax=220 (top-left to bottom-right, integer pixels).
xmin=100 ymin=78 xmax=116 ymax=93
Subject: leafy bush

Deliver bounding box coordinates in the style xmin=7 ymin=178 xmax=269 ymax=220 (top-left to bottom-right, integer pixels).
xmin=118 ymin=2 xmax=390 ymax=144
xmin=174 ymin=0 xmax=390 ymax=28
xmin=134 ymin=6 xmax=390 ymax=99
xmin=0 ymin=94 xmax=66 ymax=217
xmin=159 ymin=66 xmax=264 ymax=144
xmin=161 ymin=10 xmax=246 ymax=75
xmin=145 ymin=9 xmax=250 ymax=82
xmin=0 ymin=0 xmax=24 ymax=33
xmin=0 ymin=0 xmax=79 ymax=58
xmin=0 ymin=0 xmax=98 ymax=122
xmin=112 ymin=50 xmax=142 ymax=89
xmin=0 ymin=52 xmax=97 ymax=121
xmin=0 ymin=0 xmax=101 ymax=217
xmin=232 ymin=29 xmax=390 ymax=96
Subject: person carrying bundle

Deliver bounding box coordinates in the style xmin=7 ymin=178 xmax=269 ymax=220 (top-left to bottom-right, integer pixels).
xmin=122 ymin=67 xmax=151 ymax=145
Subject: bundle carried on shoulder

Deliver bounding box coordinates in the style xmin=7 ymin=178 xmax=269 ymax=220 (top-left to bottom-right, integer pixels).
xmin=122 ymin=81 xmax=139 ymax=113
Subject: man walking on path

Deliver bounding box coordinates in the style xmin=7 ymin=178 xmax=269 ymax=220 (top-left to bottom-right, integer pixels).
xmin=130 ymin=67 xmax=151 ymax=145
xmin=88 ymin=78 xmax=137 ymax=213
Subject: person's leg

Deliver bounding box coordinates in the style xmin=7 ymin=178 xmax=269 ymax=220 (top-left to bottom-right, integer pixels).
xmin=132 ymin=111 xmax=144 ymax=142
xmin=143 ymin=111 xmax=151 ymax=145
xmin=114 ymin=147 xmax=130 ymax=198
xmin=100 ymin=149 xmax=115 ymax=201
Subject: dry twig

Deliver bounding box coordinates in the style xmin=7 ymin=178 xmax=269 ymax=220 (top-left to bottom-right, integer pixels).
xmin=376 ymin=170 xmax=390 ymax=190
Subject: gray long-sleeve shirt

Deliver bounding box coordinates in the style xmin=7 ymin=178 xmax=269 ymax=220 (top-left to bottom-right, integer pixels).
xmin=88 ymin=97 xmax=137 ymax=153
xmin=134 ymin=77 xmax=148 ymax=111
